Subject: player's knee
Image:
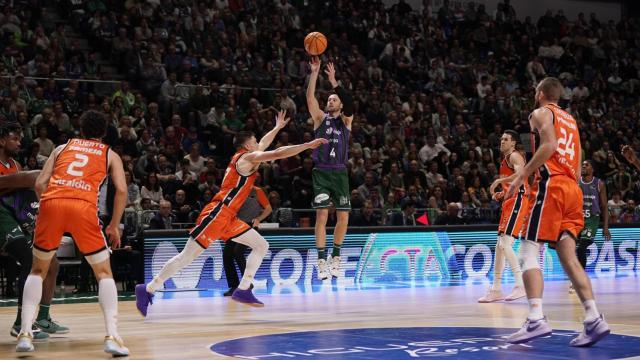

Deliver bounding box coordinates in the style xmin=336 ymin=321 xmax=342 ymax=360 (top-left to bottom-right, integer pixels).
xmin=315 ymin=210 xmax=329 ymax=225
xmin=518 ymin=239 xmax=541 ymax=271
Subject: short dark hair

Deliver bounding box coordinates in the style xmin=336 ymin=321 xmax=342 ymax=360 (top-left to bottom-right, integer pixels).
xmin=233 ymin=131 xmax=254 ymax=149
xmin=537 ymin=77 xmax=563 ymax=101
xmin=79 ymin=110 xmax=107 ymax=139
xmin=0 ymin=122 xmax=22 ymax=139
xmin=504 ymin=130 xmax=519 ymax=143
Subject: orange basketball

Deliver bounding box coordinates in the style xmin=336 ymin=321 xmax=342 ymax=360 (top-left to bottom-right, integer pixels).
xmin=304 ymin=32 xmax=328 ymax=56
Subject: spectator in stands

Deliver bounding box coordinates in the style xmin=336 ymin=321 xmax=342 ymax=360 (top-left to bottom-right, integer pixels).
xmin=435 ymin=203 xmax=466 ymax=225
xmin=149 ymin=200 xmax=174 ymax=230
xmin=390 ymin=201 xmax=418 ymax=226
xmin=124 ymin=170 xmax=140 ymax=209
xmin=352 ymin=201 xmax=383 ymax=226
xmin=141 ymin=172 xmax=163 ymax=207
xmin=171 ymin=189 xmax=193 ymax=224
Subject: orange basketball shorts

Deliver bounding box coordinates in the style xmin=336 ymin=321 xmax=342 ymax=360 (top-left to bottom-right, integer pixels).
xmin=523 ymin=175 xmax=584 ymax=243
xmin=498 ymin=190 xmax=529 ymax=238
xmin=34 ymin=199 xmax=108 ymax=255
xmin=189 ymin=202 xmax=250 ymax=248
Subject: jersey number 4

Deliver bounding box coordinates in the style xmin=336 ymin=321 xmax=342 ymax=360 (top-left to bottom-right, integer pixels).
xmin=66 ymin=154 xmax=89 ymax=176
xmin=557 ymin=127 xmax=576 ymax=160
xmin=329 ymin=147 xmax=336 ymax=158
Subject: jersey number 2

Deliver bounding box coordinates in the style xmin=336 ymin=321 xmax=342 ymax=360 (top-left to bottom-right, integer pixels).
xmin=66 ymin=154 xmax=89 ymax=176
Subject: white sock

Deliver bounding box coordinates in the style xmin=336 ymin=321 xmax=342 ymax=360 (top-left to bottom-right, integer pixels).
xmin=147 ymin=239 xmax=204 ymax=294
xmin=232 ymin=230 xmax=269 ymax=291
xmin=528 ymin=298 xmax=544 ymax=320
xmin=502 ymin=235 xmax=524 ymax=287
xmin=492 ymin=237 xmax=505 ymax=291
xmin=20 ymin=275 xmax=44 ymax=335
xmin=99 ymin=278 xmax=119 ymax=338
xmin=583 ymin=299 xmax=600 ymax=322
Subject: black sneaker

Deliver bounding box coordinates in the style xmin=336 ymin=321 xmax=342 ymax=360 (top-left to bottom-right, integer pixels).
xmin=223 ymin=288 xmax=236 ymax=297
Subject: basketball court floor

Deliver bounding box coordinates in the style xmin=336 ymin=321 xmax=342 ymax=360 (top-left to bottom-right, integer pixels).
xmin=1 ymin=276 xmax=639 ymax=359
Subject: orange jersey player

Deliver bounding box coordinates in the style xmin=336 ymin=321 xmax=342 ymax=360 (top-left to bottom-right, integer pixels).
xmin=16 ymin=111 xmax=130 ymax=356
xmin=479 ymin=130 xmax=528 ymax=303
xmin=500 ymin=77 xmax=609 ymax=347
xmin=136 ymin=110 xmax=327 ymax=313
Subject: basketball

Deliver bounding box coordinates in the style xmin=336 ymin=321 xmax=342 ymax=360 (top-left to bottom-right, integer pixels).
xmin=304 ymin=32 xmax=327 ymax=56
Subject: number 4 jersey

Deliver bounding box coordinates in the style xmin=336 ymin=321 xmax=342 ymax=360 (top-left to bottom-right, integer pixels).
xmin=312 ymin=114 xmax=350 ymax=171
xmin=41 ymin=138 xmax=109 ymax=205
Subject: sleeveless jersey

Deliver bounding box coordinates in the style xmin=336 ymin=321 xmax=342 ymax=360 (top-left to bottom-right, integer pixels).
xmin=211 ymin=150 xmax=257 ymax=213
xmin=499 ymin=151 xmax=527 ymax=194
xmin=312 ymin=114 xmax=350 ymax=171
xmin=0 ymin=158 xmax=19 ymax=175
xmin=579 ymin=177 xmax=601 ymax=218
xmin=530 ymin=103 xmax=581 ymax=181
xmin=41 ymin=138 xmax=109 ymax=205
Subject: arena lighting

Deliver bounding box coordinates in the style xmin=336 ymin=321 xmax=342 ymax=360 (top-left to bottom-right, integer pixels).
xmin=144 ymin=227 xmax=639 ymax=292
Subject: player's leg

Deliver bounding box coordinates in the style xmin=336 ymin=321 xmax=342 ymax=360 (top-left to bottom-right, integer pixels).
xmin=17 ymin=254 xmax=53 ymax=352
xmin=502 ymin=234 xmax=526 ymax=301
xmin=312 ymin=168 xmax=332 ymax=280
xmin=36 ymin=257 xmax=69 ymax=334
xmin=329 ymin=170 xmax=351 ymax=278
xmin=137 ymin=203 xmax=223 ymax=315
xmin=478 ymin=234 xmax=506 ymax=303
xmin=314 ymin=208 xmax=330 ymax=280
xmin=85 ymin=250 xmax=129 ymax=357
xmin=557 ymin=232 xmax=610 ymax=346
xmin=223 ymin=240 xmax=241 ymax=296
xmin=229 ymin=228 xmax=269 ymax=307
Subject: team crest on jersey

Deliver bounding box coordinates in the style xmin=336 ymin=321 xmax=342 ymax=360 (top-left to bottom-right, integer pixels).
xmin=326 ymin=127 xmax=333 ymax=135
xmin=326 ymin=120 xmax=330 ymax=125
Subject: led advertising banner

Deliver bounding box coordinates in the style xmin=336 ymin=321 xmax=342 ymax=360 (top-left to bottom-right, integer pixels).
xmin=144 ymin=226 xmax=640 ymax=291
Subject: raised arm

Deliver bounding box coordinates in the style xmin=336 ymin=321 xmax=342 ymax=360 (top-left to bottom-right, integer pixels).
xmin=306 ymin=56 xmax=325 ymax=126
xmin=505 ymin=108 xmax=556 ymax=199
xmin=106 ymin=149 xmax=127 ymax=249
xmin=325 ymin=62 xmax=354 ymax=129
xmin=258 ymin=110 xmax=289 ymax=151
xmin=621 ymin=145 xmax=640 ymax=170
xmin=244 ymin=138 xmax=328 ymax=163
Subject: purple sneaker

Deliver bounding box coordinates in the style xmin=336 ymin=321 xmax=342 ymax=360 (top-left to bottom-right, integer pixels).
xmin=570 ymin=314 xmax=610 ymax=347
xmin=135 ymin=284 xmax=154 ymax=317
xmin=231 ymin=288 xmax=264 ymax=307
xmin=506 ymin=316 xmax=553 ymax=344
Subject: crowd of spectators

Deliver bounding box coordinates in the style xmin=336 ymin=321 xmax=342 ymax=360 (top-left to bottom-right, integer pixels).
xmin=2 ymin=0 xmax=640 ymax=228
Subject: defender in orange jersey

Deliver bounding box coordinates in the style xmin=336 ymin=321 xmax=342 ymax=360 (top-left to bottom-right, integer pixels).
xmin=498 ymin=77 xmax=610 ymax=347
xmin=479 ymin=130 xmax=527 ymax=303
xmin=16 ymin=111 xmax=130 ymax=356
xmin=136 ymin=111 xmax=328 ymax=313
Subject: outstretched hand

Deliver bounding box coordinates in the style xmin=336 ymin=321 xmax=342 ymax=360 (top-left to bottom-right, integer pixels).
xmin=309 ymin=56 xmax=321 ymax=73
xmin=275 ymin=109 xmax=290 ymax=129
xmin=307 ymin=138 xmax=329 ymax=149
xmin=324 ymin=62 xmax=338 ymax=87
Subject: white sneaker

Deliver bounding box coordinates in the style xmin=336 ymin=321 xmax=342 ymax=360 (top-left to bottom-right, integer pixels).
xmin=505 ymin=285 xmax=527 ymax=301
xmin=317 ymin=259 xmax=329 ymax=280
xmin=330 ymin=256 xmax=341 ymax=278
xmin=478 ymin=289 xmax=504 ymax=303
xmin=16 ymin=332 xmax=34 ymax=352
xmin=104 ymin=336 xmax=129 ymax=357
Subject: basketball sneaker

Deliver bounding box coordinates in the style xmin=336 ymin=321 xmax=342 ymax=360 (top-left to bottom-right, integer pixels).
xmin=104 ymin=335 xmax=130 ymax=357
xmin=135 ymin=284 xmax=154 ymax=317
xmin=231 ymin=288 xmax=264 ymax=307
xmin=317 ymin=258 xmax=329 ymax=280
xmin=15 ymin=332 xmax=34 ymax=352
xmin=35 ymin=318 xmax=70 ymax=334
xmin=478 ymin=289 xmax=504 ymax=303
xmin=330 ymin=256 xmax=341 ymax=278
xmin=570 ymin=314 xmax=610 ymax=347
xmin=506 ymin=316 xmax=552 ymax=344
xmin=505 ymin=285 xmax=526 ymax=301
xmin=11 ymin=324 xmax=49 ymax=340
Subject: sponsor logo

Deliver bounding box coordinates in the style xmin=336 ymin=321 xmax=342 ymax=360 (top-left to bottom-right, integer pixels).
xmin=315 ymin=193 xmax=330 ymax=204
xmin=54 ymin=178 xmax=92 ymax=191
xmin=210 ymin=327 xmax=640 ymax=359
